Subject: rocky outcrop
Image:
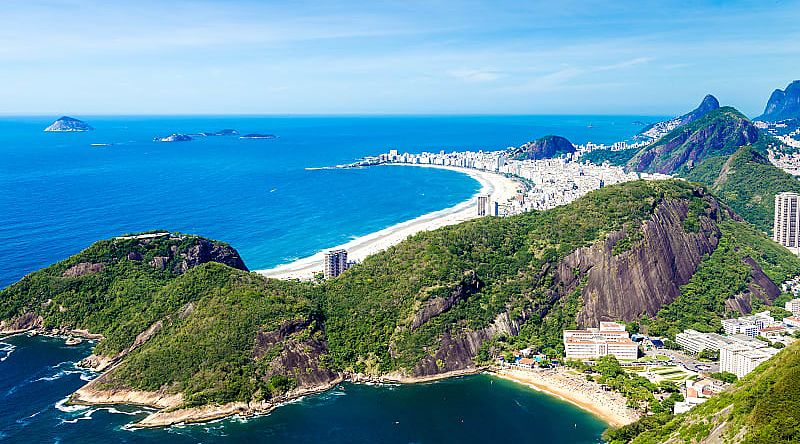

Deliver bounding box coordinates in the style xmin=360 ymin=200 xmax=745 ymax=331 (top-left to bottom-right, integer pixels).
xmin=253 ymin=317 xmax=339 ymax=389
xmin=757 ymin=80 xmax=800 ymax=122
xmin=0 ymin=312 xmax=43 ymax=333
xmin=62 ymin=262 xmax=105 ymax=277
xmin=154 ymin=133 xmax=192 ymax=142
xmin=509 ymin=135 xmax=576 ymax=160
xmin=410 ymin=272 xmax=483 ymax=330
xmin=44 ymin=116 xmax=93 ymax=132
xmin=177 ymin=238 xmax=248 ymax=272
xmin=678 ymin=94 xmax=721 ymax=126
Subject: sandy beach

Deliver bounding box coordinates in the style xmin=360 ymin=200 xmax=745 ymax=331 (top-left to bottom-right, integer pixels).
xmin=257 ymin=164 xmax=521 ymax=280
xmin=493 ymin=366 xmax=640 ymax=428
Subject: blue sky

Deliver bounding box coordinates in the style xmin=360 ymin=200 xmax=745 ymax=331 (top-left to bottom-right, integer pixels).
xmin=1 ymin=0 xmax=798 ymax=115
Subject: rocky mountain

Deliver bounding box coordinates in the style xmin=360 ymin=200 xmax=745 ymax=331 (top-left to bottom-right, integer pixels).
xmin=2 ymin=180 xmax=798 ymax=426
xmin=757 ymin=80 xmax=800 ymax=122
xmin=44 ymin=116 xmax=93 ymax=132
xmin=627 ymin=107 xmax=760 ymax=174
xmin=508 ymin=135 xmax=576 ymax=160
xmin=638 ymin=95 xmax=720 ymax=141
xmin=608 ymin=341 xmax=800 ymax=443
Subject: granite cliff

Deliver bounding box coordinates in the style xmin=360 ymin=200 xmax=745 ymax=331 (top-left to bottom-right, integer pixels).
xmin=757 ymin=80 xmax=800 ymax=122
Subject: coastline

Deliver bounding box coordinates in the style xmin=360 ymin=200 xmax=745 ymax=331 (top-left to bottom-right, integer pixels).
xmin=257 ymin=164 xmax=521 ymax=280
xmin=492 ymin=366 xmax=640 ymax=428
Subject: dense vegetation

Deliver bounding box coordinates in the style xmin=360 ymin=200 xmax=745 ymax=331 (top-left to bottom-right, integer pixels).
xmin=605 ymin=342 xmax=800 ymax=444
xmin=1 ymin=180 xmax=797 ymax=413
xmin=683 ymin=145 xmax=800 ymax=234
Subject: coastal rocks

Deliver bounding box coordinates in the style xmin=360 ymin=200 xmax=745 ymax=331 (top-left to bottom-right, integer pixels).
xmin=154 ymin=133 xmax=192 ymax=142
xmin=71 ymin=384 xmax=183 ymax=410
xmin=44 ymin=116 xmax=93 ymax=132
xmin=0 ymin=312 xmax=44 ymax=334
xmin=62 ymin=262 xmax=105 ymax=277
xmin=198 ymin=129 xmax=239 ymax=136
xmin=509 ymin=135 xmax=576 ymax=160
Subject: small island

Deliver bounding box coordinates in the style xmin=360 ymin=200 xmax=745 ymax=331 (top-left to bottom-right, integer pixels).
xmin=44 ymin=116 xmax=93 ymax=132
xmin=240 ymin=133 xmax=276 ymax=139
xmin=154 ymin=133 xmax=193 ymax=142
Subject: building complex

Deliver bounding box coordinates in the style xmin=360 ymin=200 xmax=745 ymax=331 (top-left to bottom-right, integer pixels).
xmin=563 ymin=321 xmax=639 ymax=360
xmin=774 ymin=192 xmax=800 ymax=254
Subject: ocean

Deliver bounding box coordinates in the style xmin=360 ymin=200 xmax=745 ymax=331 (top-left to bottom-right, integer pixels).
xmin=0 ymin=115 xmax=657 ymax=442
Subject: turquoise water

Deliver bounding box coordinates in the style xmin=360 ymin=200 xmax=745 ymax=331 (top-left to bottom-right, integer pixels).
xmin=0 ymin=115 xmax=657 ymax=287
xmin=0 ymin=336 xmax=606 ymax=443
xmin=0 ymin=115 xmax=654 ymax=442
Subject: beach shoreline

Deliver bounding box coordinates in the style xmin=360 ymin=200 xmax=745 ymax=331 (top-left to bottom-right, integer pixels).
xmin=256 ymin=164 xmax=521 ymax=280
xmin=492 ymin=366 xmax=640 ymax=428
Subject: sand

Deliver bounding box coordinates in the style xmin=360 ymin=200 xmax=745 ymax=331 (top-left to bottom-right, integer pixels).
xmin=256 ymin=164 xmax=521 ymax=280
xmin=493 ymin=366 xmax=640 ymax=428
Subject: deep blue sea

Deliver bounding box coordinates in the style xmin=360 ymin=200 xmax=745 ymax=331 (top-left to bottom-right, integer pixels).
xmin=0 ymin=115 xmax=657 ymax=442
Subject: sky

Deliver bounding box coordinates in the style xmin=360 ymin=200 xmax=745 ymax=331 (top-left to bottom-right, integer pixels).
xmin=1 ymin=0 xmax=799 ymax=115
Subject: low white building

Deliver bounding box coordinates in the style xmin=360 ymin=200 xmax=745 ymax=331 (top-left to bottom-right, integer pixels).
xmin=675 ymin=330 xmax=767 ymax=354
xmin=721 ymin=311 xmax=776 ymax=337
xmin=563 ymin=322 xmax=639 ymax=360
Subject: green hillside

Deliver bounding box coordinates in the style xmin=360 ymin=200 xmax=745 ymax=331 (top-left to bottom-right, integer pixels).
xmin=2 ymin=180 xmax=799 ymax=416
xmin=628 ymin=107 xmax=760 ymax=174
xmin=605 ymin=341 xmax=800 ymax=444
xmin=683 ymin=145 xmax=800 ymax=234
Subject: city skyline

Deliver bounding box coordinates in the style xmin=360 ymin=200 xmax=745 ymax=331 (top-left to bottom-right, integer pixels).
xmin=1 ymin=0 xmax=798 ymax=115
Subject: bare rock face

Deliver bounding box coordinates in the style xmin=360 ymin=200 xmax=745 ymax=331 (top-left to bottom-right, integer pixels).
xmin=177 ymin=239 xmax=248 ymax=273
xmin=410 ymin=272 xmax=483 ymax=330
xmin=62 ymin=262 xmax=105 ymax=277
xmin=253 ymin=317 xmax=339 ymax=390
xmin=570 ymin=197 xmax=723 ymax=327
xmin=0 ymin=312 xmax=43 ymax=333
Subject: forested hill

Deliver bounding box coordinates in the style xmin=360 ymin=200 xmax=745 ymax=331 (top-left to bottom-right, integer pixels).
xmin=606 ymin=340 xmax=800 ymax=444
xmin=627 ymin=107 xmax=760 ymax=174
xmin=1 ymin=180 xmax=798 ymax=424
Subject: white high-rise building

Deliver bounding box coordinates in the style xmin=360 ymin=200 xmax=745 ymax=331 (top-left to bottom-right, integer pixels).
xmin=323 ymin=249 xmax=348 ymax=278
xmin=774 ymin=192 xmax=800 ymax=253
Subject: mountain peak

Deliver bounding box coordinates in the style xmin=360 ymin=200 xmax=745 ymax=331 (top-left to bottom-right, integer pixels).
xmin=757 ymin=80 xmax=800 ymax=122
xmin=679 ymin=94 xmax=720 ymax=125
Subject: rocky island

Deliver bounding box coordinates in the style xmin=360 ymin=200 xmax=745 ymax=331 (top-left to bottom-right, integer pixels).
xmin=43 ymin=116 xmax=93 ymax=132
xmin=154 ymin=133 xmax=193 ymax=142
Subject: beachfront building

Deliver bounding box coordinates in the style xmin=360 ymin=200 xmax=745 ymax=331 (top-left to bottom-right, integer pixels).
xmin=785 ymin=298 xmax=800 ymax=315
xmin=784 ymin=316 xmax=800 ymax=328
xmin=721 ymin=311 xmax=776 ymax=337
xmin=774 ymin=192 xmax=800 ymax=253
xmin=675 ymin=329 xmax=767 ymax=354
xmin=720 ymin=343 xmax=779 ymax=378
xmin=563 ymin=322 xmax=639 ymax=360
xmin=477 ymin=194 xmax=490 ymax=216
xmin=323 ymin=249 xmax=348 ymax=278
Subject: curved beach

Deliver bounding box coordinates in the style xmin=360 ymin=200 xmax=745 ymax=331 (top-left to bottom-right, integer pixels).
xmin=257 ymin=164 xmax=521 ymax=280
